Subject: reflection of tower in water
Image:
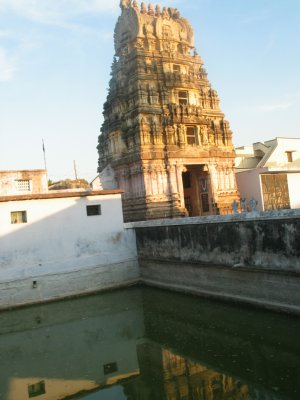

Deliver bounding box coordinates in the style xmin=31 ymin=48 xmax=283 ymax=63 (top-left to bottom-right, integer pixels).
xmin=161 ymin=348 xmax=250 ymax=400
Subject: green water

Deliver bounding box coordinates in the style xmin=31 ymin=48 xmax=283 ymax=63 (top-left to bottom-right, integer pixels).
xmin=0 ymin=287 xmax=299 ymax=400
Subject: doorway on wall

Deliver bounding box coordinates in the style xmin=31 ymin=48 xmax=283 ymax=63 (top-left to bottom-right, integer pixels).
xmin=182 ymin=165 xmax=212 ymax=217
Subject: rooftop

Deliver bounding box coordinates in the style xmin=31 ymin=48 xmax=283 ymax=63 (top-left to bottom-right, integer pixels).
xmin=0 ymin=190 xmax=123 ymax=203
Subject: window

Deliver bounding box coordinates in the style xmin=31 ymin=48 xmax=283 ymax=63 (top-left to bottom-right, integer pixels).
xmin=103 ymin=362 xmax=118 ymax=375
xmin=11 ymin=211 xmax=27 ymax=224
xmin=286 ymin=151 xmax=294 ymax=163
xmin=28 ymin=381 xmax=46 ymax=398
xmin=178 ymin=91 xmax=188 ymax=106
xmin=17 ymin=179 xmax=30 ymax=191
xmin=173 ymin=64 xmax=181 ymax=73
xmin=186 ymin=126 xmax=196 ymax=145
xmin=86 ymin=205 xmax=101 ymax=216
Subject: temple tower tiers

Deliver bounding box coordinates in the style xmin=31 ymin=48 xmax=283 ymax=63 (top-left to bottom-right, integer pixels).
xmin=97 ymin=1 xmax=239 ymax=222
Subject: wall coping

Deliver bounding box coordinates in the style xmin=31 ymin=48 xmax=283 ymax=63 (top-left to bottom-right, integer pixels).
xmin=0 ymin=190 xmax=124 ymax=203
xmin=125 ymin=208 xmax=300 ymax=229
xmin=0 ymin=169 xmax=47 ymax=174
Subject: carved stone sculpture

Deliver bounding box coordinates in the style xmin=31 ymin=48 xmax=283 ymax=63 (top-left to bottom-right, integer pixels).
xmin=98 ymin=2 xmax=239 ymax=221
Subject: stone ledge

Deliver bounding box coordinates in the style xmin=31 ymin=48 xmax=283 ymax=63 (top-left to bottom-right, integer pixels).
xmin=125 ymin=208 xmax=300 ymax=229
xmin=140 ymin=259 xmax=300 ymax=316
xmin=0 ymin=260 xmax=140 ymax=310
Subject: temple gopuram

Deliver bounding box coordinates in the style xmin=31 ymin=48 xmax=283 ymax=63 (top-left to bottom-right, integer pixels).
xmin=97 ymin=0 xmax=239 ymax=222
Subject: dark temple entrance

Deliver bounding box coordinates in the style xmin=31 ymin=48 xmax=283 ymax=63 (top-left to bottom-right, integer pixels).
xmin=182 ymin=165 xmax=212 ymax=217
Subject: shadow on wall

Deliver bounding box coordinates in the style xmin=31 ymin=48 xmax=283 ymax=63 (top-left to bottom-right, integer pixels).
xmin=135 ymin=215 xmax=300 ymax=271
xmin=0 ymin=195 xmax=137 ymax=281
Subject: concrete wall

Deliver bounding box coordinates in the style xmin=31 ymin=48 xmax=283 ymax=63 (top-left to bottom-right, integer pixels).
xmin=288 ymin=173 xmax=300 ymax=208
xmin=0 ymin=170 xmax=48 ymax=195
xmin=265 ymin=137 xmax=300 ymax=169
xmin=2 ymin=187 xmax=300 ymax=314
xmin=236 ymin=169 xmax=300 ymax=211
xmin=235 ymin=168 xmax=266 ymax=211
xmin=131 ymin=209 xmax=300 ymax=314
xmin=0 ymin=193 xmax=139 ymax=309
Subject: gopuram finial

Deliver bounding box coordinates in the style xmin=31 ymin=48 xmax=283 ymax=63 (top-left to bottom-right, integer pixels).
xmin=120 ymin=0 xmax=132 ymax=10
xmin=141 ymin=2 xmax=147 ymax=13
xmin=148 ymin=3 xmax=154 ymax=15
xmin=155 ymin=5 xmax=161 ymax=16
xmin=162 ymin=7 xmax=169 ymax=18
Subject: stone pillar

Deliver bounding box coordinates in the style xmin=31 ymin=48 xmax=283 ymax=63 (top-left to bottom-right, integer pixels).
xmin=208 ymin=163 xmax=219 ymax=209
xmin=175 ymin=163 xmax=185 ymax=208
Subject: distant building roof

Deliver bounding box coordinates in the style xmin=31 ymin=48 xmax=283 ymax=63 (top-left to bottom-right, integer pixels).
xmin=235 ymin=137 xmax=300 ymax=171
xmin=48 ymin=179 xmax=90 ymax=191
xmin=0 ymin=169 xmax=46 ymax=173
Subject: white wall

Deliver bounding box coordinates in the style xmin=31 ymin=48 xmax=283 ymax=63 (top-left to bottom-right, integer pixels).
xmin=288 ymin=173 xmax=300 ymax=209
xmin=236 ymin=170 xmax=300 ymax=211
xmin=0 ymin=193 xmax=139 ymax=308
xmin=265 ymin=138 xmax=300 ymax=170
xmin=235 ymin=168 xmax=266 ymax=211
xmin=0 ymin=170 xmax=48 ymax=195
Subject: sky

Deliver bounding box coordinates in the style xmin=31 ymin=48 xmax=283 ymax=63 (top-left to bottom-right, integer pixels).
xmin=0 ymin=0 xmax=299 ymax=182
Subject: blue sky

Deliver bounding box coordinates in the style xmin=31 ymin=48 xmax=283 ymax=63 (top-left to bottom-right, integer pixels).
xmin=0 ymin=0 xmax=299 ymax=181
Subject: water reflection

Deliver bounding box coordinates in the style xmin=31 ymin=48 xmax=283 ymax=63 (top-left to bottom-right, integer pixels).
xmin=0 ymin=287 xmax=299 ymax=399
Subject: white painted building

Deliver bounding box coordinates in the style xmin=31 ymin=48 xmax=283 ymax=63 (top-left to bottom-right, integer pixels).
xmin=235 ymin=138 xmax=300 ymax=211
xmin=0 ymin=169 xmax=48 ymax=195
xmin=0 ymin=190 xmax=138 ymax=309
xmin=236 ymin=137 xmax=300 ymax=172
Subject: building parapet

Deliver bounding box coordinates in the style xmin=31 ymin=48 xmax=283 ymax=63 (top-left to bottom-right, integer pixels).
xmin=125 ymin=207 xmax=300 ymax=229
xmin=0 ymin=189 xmax=124 ymax=203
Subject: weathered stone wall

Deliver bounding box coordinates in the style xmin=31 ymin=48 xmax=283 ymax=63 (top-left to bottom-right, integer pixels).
xmin=129 ymin=209 xmax=300 ymax=314
xmin=134 ymin=210 xmax=300 ymax=271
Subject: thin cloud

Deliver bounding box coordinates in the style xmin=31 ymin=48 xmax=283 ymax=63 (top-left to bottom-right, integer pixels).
xmin=0 ymin=29 xmax=15 ymax=38
xmin=259 ymin=103 xmax=293 ymax=112
xmin=0 ymin=1 xmax=118 ymax=81
xmin=284 ymin=91 xmax=300 ymax=100
xmin=0 ymin=0 xmax=120 ymax=24
xmin=0 ymin=48 xmax=17 ymax=81
xmin=239 ymin=10 xmax=269 ymax=25
xmin=258 ymin=91 xmax=300 ymax=112
xmin=0 ymin=0 xmax=185 ymax=23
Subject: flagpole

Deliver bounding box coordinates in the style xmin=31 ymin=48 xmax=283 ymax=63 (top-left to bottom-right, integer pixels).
xmin=73 ymin=160 xmax=78 ymax=180
xmin=42 ymin=139 xmax=47 ymax=171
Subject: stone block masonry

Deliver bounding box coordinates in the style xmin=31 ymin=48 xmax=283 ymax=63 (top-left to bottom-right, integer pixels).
xmin=129 ymin=209 xmax=300 ymax=314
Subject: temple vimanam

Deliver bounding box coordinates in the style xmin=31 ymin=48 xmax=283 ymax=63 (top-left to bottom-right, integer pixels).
xmin=97 ymin=1 xmax=239 ymax=222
